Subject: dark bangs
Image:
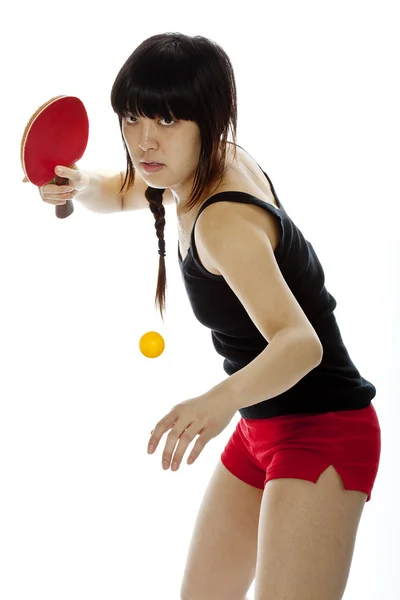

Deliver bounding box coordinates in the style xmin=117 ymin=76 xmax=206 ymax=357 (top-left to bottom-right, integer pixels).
xmin=111 ymin=35 xmax=206 ymax=126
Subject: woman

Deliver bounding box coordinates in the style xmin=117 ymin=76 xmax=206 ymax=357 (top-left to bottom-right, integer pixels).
xmin=36 ymin=32 xmax=381 ymax=600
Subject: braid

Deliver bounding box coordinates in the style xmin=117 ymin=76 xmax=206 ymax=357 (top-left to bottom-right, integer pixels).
xmin=145 ymin=186 xmax=167 ymax=320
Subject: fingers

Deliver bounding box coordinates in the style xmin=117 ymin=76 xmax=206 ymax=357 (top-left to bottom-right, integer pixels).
xmin=40 ymin=167 xmax=78 ymax=204
xmin=151 ymin=421 xmax=208 ymax=471
xmin=162 ymin=424 xmax=196 ymax=471
xmin=54 ymin=165 xmax=78 ymax=183
xmin=40 ymin=183 xmax=76 ymax=206
xmin=54 ymin=165 xmax=89 ymax=192
xmin=147 ymin=409 xmax=177 ymax=455
xmin=148 ymin=404 xmax=210 ymax=471
xmin=22 ymin=171 xmax=75 ymax=205
xmin=186 ymin=435 xmax=209 ymax=466
xmin=169 ymin=423 xmax=208 ymax=470
xmin=22 ymin=163 xmax=88 ymax=208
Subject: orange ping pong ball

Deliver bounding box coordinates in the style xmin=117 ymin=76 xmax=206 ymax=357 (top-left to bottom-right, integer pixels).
xmin=139 ymin=331 xmax=165 ymax=358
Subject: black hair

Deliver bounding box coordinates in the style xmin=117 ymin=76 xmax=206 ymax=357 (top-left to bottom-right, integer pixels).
xmin=111 ymin=32 xmax=237 ymax=320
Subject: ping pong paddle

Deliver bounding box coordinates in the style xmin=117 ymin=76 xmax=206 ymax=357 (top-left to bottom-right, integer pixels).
xmin=20 ymin=95 xmax=89 ymax=219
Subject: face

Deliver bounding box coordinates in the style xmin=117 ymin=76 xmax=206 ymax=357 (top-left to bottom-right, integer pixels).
xmin=121 ymin=112 xmax=202 ymax=207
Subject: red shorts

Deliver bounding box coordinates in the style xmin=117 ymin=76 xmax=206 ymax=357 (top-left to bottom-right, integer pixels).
xmin=221 ymin=404 xmax=381 ymax=502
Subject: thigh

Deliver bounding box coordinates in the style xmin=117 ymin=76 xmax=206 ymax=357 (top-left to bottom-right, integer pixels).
xmin=180 ymin=460 xmax=263 ymax=600
xmin=254 ymin=465 xmax=367 ymax=600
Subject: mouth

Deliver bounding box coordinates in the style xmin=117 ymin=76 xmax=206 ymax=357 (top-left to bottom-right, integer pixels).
xmin=140 ymin=162 xmax=165 ymax=173
xmin=141 ymin=161 xmax=164 ymax=166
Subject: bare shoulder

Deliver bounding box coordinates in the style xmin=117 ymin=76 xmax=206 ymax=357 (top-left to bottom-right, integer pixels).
xmin=194 ymin=199 xmax=281 ymax=282
xmin=198 ymin=141 xmax=281 ymax=244
xmin=196 ymin=200 xmax=270 ymax=244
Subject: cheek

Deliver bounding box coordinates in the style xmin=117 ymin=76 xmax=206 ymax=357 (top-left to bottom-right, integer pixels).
xmin=122 ymin=127 xmax=132 ymax=145
xmin=121 ymin=129 xmax=137 ymax=159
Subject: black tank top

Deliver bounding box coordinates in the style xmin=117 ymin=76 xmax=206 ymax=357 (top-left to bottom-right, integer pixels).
xmin=178 ymin=149 xmax=376 ymax=419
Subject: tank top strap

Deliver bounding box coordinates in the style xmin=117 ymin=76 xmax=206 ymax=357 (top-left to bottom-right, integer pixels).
xmin=190 ymin=190 xmax=285 ymax=250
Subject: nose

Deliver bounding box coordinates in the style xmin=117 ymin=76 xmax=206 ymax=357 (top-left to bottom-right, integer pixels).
xmin=137 ymin=120 xmax=159 ymax=152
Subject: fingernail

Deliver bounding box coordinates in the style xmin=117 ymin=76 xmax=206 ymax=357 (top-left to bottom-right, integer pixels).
xmin=148 ymin=445 xmax=155 ymax=454
xmin=55 ymin=167 xmax=64 ymax=175
xmin=163 ymin=460 xmax=169 ymax=469
xmin=171 ymin=462 xmax=178 ymax=471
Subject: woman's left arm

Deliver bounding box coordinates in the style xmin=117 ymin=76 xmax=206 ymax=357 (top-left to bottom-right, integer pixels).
xmin=208 ymin=327 xmax=322 ymax=411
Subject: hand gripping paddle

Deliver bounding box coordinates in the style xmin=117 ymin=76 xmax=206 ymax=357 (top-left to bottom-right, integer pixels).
xmin=20 ymin=95 xmax=89 ymax=219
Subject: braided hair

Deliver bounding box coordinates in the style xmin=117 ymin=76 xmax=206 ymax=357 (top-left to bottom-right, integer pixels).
xmin=145 ymin=186 xmax=167 ymax=321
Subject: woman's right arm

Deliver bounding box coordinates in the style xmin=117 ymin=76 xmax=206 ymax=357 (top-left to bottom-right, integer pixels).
xmin=33 ymin=165 xmax=175 ymax=213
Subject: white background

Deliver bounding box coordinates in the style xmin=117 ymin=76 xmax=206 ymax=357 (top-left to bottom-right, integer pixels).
xmin=1 ymin=0 xmax=399 ymax=598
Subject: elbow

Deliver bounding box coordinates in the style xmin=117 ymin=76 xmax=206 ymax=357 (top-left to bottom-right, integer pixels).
xmin=310 ymin=337 xmax=323 ymax=366
xmin=294 ymin=329 xmax=323 ymax=367
xmin=276 ymin=327 xmax=323 ymax=367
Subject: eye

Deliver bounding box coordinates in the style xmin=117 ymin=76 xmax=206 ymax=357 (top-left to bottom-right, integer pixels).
xmin=159 ymin=115 xmax=177 ymax=127
xmin=123 ymin=114 xmax=176 ymax=127
xmin=123 ymin=114 xmax=140 ymax=125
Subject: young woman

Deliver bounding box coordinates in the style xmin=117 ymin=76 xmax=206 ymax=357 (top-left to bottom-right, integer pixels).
xmin=36 ymin=33 xmax=381 ymax=600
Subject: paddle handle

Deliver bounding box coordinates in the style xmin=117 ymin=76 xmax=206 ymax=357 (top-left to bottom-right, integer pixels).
xmin=54 ymin=175 xmax=74 ymax=219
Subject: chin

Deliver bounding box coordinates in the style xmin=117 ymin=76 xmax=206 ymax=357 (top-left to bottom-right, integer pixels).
xmin=144 ymin=179 xmax=170 ymax=191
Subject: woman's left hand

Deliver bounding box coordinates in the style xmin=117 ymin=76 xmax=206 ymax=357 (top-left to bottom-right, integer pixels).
xmin=147 ymin=391 xmax=236 ymax=471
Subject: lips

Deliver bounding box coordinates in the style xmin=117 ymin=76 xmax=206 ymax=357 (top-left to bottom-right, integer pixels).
xmin=141 ymin=162 xmax=165 ymax=173
xmin=141 ymin=161 xmax=163 ymax=166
